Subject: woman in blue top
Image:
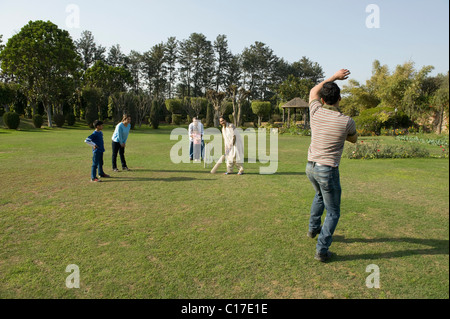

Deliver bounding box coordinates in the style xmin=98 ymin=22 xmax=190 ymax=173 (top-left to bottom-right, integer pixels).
xmin=112 ymin=114 xmax=132 ymax=171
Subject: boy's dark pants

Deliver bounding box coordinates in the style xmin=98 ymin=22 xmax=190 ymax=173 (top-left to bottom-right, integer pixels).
xmin=91 ymin=151 xmax=105 ymax=179
xmin=112 ymin=141 xmax=127 ymax=170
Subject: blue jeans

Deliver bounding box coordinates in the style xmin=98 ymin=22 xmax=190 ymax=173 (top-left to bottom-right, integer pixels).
xmin=306 ymin=162 xmax=342 ymax=254
xmin=91 ymin=151 xmax=105 ymax=179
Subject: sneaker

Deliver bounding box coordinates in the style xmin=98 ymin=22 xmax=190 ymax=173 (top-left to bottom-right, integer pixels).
xmin=237 ymin=171 xmax=244 ymax=175
xmin=224 ymin=172 xmax=230 ymax=175
xmin=123 ymin=167 xmax=131 ymax=171
xmin=113 ymin=168 xmax=120 ymax=172
xmin=91 ymin=178 xmax=102 ymax=183
xmin=307 ymin=226 xmax=322 ymax=239
xmin=314 ymin=251 xmax=335 ymax=263
xmin=100 ymin=174 xmax=111 ymax=178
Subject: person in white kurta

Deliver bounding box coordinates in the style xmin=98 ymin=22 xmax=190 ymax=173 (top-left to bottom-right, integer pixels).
xmin=219 ymin=116 xmax=244 ymax=175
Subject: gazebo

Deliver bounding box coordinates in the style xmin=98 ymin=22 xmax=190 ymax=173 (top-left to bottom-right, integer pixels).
xmin=281 ymin=97 xmax=310 ymax=128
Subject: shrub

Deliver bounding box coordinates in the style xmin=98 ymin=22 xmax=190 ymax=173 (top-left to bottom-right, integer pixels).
xmin=82 ymin=87 xmax=102 ymax=128
xmin=251 ymin=101 xmax=271 ymax=127
xmin=53 ymin=113 xmax=65 ymax=128
xmin=33 ymin=114 xmax=44 ymax=128
xmin=172 ymin=114 xmax=182 ymax=125
xmin=205 ymin=103 xmax=214 ymax=127
xmin=355 ymin=107 xmax=410 ymax=135
xmin=3 ymin=112 xmax=20 ymax=129
xmin=66 ymin=113 xmax=76 ymax=126
xmin=271 ymin=114 xmax=282 ymax=122
xmin=165 ymin=99 xmax=183 ymax=114
xmin=395 ymin=135 xmax=449 ymax=147
xmin=279 ymin=120 xmax=311 ymax=136
xmin=345 ymin=140 xmax=430 ymax=159
xmin=150 ymin=100 xmax=160 ymax=129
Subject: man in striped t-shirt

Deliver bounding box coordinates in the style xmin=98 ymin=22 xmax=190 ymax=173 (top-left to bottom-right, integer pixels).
xmin=305 ymin=69 xmax=358 ymax=262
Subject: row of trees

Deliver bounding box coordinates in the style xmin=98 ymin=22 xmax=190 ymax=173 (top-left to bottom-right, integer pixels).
xmin=0 ymin=20 xmax=324 ymax=128
xmin=1 ymin=21 xmax=448 ymax=133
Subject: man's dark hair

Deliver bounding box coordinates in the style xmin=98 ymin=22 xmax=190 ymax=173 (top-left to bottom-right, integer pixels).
xmin=320 ymin=82 xmax=341 ymax=105
xmin=93 ymin=120 xmax=103 ymax=128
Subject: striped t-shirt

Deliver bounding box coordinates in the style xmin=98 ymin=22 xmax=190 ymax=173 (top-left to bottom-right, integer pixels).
xmin=308 ymin=100 xmax=356 ymax=167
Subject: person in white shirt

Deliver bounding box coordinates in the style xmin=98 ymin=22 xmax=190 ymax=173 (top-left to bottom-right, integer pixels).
xmin=219 ymin=116 xmax=244 ymax=175
xmin=188 ymin=117 xmax=204 ymax=161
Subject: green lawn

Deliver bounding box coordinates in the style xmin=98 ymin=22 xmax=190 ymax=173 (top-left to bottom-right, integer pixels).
xmin=0 ymin=120 xmax=448 ymax=299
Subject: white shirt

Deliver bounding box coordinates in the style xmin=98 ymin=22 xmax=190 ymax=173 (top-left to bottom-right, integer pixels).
xmin=188 ymin=121 xmax=204 ymax=142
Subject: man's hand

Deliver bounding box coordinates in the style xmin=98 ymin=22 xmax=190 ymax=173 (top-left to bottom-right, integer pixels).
xmin=121 ymin=143 xmax=125 ymax=148
xmin=346 ymin=132 xmax=358 ymax=144
xmin=332 ymin=69 xmax=351 ymax=81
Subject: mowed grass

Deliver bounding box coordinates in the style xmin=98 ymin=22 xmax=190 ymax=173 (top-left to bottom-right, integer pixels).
xmin=0 ymin=121 xmax=448 ymax=299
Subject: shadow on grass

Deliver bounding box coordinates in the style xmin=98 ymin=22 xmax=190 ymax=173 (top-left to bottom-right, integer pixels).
xmin=131 ymin=169 xmax=305 ymax=176
xmin=332 ymin=235 xmax=449 ymax=262
xmin=101 ymin=176 xmax=211 ymax=182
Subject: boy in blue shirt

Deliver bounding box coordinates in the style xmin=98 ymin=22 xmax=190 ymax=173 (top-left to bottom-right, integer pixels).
xmin=85 ymin=120 xmax=110 ymax=182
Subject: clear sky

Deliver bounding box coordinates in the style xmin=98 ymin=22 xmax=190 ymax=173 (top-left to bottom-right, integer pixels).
xmin=0 ymin=0 xmax=449 ymax=84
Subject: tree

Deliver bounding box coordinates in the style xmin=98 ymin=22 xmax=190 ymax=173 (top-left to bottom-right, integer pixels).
xmin=84 ymin=60 xmax=132 ymax=95
xmin=206 ymin=89 xmax=226 ymax=127
xmin=108 ymin=92 xmax=137 ymax=127
xmin=213 ymin=35 xmax=232 ymax=92
xmin=0 ymin=20 xmax=81 ymax=127
xmin=142 ymin=43 xmax=167 ymax=100
xmin=224 ymin=54 xmax=242 ymax=90
xmin=128 ymin=50 xmax=144 ymax=94
xmin=0 ymin=34 xmax=4 ymax=52
xmin=290 ymin=57 xmax=324 ymax=84
xmin=75 ymin=30 xmax=106 ymax=70
xmin=431 ymin=72 xmax=449 ymax=134
xmin=149 ymin=99 xmax=161 ymax=129
xmin=179 ymin=33 xmax=215 ymax=98
xmin=241 ymin=42 xmax=279 ymax=101
xmin=0 ymin=82 xmax=16 ymax=113
xmin=251 ymin=101 xmax=271 ymax=127
xmin=107 ymin=44 xmax=129 ymax=68
xmin=227 ymin=85 xmax=250 ymax=127
xmin=402 ymin=64 xmax=435 ymax=120
xmin=164 ymin=37 xmax=178 ymax=99
xmin=278 ymin=75 xmax=314 ymax=102
xmin=135 ymin=93 xmax=152 ymax=128
xmin=165 ymin=98 xmax=183 ymax=115
xmin=341 ymin=79 xmax=380 ymax=116
xmin=84 ymin=60 xmax=132 ymax=119
xmin=185 ymin=97 xmax=208 ymax=118
xmin=341 ymin=60 xmax=436 ymax=123
xmin=81 ymin=86 xmax=102 ymax=127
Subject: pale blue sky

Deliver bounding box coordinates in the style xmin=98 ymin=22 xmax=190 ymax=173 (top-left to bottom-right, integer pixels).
xmin=0 ymin=0 xmax=449 ymax=84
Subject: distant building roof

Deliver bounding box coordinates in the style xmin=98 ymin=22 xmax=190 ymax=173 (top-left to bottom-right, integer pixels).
xmin=281 ymin=97 xmax=309 ymax=108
